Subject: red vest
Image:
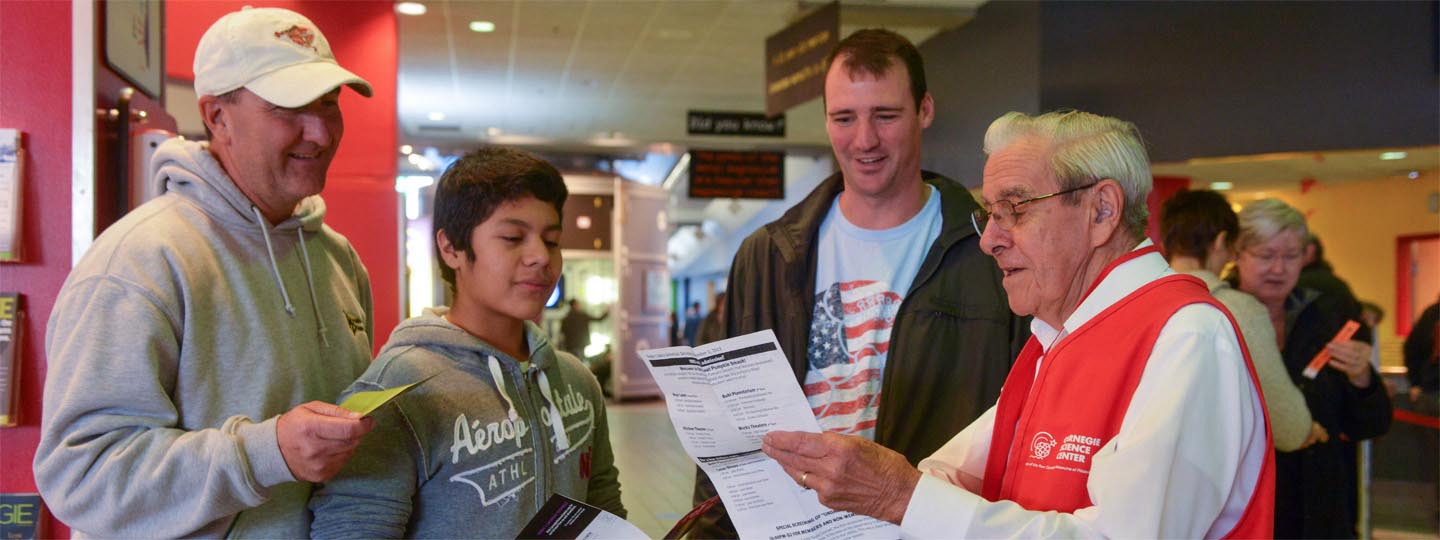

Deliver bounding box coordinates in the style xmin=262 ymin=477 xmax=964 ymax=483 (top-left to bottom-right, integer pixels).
xmin=980 ymin=261 xmax=1275 ymax=539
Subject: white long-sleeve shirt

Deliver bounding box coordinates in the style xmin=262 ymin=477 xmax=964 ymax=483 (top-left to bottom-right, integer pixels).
xmin=899 ymin=241 xmax=1267 ymax=539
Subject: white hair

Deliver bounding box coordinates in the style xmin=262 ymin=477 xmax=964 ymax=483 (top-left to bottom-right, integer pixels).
xmin=1235 ymin=198 xmax=1308 ymax=252
xmin=983 ymin=110 xmax=1152 ymax=239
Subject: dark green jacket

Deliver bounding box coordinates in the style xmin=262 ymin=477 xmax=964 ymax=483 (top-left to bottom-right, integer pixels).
xmin=693 ymin=170 xmax=1029 ymax=537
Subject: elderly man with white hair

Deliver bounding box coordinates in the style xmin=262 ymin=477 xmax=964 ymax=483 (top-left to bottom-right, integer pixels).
xmin=763 ymin=110 xmax=1275 ymax=539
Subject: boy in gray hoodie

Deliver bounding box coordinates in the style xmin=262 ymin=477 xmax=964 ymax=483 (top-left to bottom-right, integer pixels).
xmin=309 ymin=147 xmax=625 ymax=538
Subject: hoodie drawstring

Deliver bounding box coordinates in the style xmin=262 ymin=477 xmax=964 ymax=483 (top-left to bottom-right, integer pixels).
xmin=487 ymin=354 xmax=570 ymax=451
xmin=251 ymin=206 xmax=329 ymax=347
xmin=488 ymin=355 xmax=521 ymax=422
xmin=253 ymin=206 xmax=297 ymax=318
xmin=296 ymin=228 xmax=330 ymax=348
xmin=537 ymin=370 xmax=571 ymax=451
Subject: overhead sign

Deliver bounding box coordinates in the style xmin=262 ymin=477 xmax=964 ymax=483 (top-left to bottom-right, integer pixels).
xmin=764 ymin=1 xmax=839 ymax=117
xmin=688 ymin=150 xmax=785 ymax=200
xmin=687 ymin=111 xmax=786 ymax=137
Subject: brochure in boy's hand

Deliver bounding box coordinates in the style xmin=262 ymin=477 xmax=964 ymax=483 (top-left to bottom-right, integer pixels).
xmin=516 ymin=493 xmax=646 ymax=540
xmin=337 ymin=374 xmax=436 ymax=416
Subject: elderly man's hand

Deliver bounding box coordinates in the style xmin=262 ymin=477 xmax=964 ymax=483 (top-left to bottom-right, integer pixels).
xmin=276 ymin=401 xmax=376 ymax=482
xmin=1326 ymin=340 xmax=1373 ymax=388
xmin=762 ymin=430 xmax=921 ymax=524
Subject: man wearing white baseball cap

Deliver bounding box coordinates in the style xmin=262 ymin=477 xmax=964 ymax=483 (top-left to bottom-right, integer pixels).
xmin=36 ymin=7 xmax=378 ymax=538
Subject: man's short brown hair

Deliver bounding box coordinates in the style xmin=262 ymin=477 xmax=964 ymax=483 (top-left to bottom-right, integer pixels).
xmin=823 ymin=28 xmax=927 ymax=110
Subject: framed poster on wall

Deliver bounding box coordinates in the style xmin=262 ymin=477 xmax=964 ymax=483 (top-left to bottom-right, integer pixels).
xmin=104 ymin=0 xmax=164 ymax=100
xmin=0 ymin=129 xmax=22 ymax=262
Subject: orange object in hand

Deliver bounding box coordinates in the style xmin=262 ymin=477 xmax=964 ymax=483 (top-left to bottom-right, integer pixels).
xmin=1302 ymin=320 xmax=1360 ymax=379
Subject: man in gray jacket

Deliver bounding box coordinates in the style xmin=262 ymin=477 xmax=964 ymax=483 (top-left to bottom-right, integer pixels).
xmin=691 ymin=28 xmax=1026 ymax=537
xmin=36 ymin=7 xmax=377 ymax=537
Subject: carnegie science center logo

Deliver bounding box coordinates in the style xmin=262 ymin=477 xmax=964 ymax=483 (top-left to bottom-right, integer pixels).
xmin=1029 ymin=431 xmax=1057 ymax=460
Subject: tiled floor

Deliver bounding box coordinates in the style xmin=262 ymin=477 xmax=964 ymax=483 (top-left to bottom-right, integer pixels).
xmin=607 ymin=399 xmax=696 ymax=538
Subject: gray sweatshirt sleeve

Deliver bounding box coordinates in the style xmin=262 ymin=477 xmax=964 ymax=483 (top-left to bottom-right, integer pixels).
xmin=1217 ymin=288 xmax=1313 ymax=451
xmin=34 ymin=277 xmax=295 ymax=537
xmin=310 ymin=382 xmax=420 ymax=539
xmin=585 ymin=385 xmax=626 ymax=517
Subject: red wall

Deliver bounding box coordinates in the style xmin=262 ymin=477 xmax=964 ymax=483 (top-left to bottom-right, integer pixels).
xmin=166 ymin=1 xmax=400 ymax=349
xmin=1146 ymin=175 xmax=1192 ymax=252
xmin=0 ymin=1 xmax=74 ymax=537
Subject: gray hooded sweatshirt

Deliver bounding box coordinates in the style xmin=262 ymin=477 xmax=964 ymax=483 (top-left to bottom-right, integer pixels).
xmin=35 ymin=138 xmax=374 ymax=538
xmin=309 ymin=308 xmax=624 ymax=539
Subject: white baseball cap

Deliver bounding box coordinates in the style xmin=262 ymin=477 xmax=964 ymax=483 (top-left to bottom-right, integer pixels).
xmin=193 ymin=6 xmax=372 ymax=107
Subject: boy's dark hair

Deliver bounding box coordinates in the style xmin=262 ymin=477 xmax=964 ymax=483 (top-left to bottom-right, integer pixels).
xmin=1160 ymin=189 xmax=1238 ymax=265
xmin=823 ymin=28 xmax=927 ymax=110
xmin=433 ymin=146 xmax=568 ymax=288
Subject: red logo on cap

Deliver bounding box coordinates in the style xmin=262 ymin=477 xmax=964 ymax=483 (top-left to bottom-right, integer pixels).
xmin=274 ymin=26 xmax=317 ymax=52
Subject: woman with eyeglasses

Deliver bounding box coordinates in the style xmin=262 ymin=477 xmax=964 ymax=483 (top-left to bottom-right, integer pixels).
xmin=1232 ymin=197 xmax=1392 ymax=539
xmin=1159 ymin=190 xmax=1316 ymax=453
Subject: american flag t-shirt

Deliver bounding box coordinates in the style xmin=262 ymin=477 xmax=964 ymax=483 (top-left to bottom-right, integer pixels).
xmin=805 ymin=280 xmax=902 ymax=437
xmin=804 ymin=185 xmax=942 ymax=439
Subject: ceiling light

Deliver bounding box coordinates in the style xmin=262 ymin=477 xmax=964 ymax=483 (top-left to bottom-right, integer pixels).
xmin=1408 ymin=170 xmax=1421 ymax=179
xmin=396 ymin=2 xmax=427 ymax=16
xmin=1209 ymin=181 xmax=1233 ymax=191
xmin=1380 ymin=151 xmax=1408 ymax=160
xmin=469 ymin=21 xmax=496 ymax=32
xmin=427 ymin=112 xmax=446 ymax=121
xmin=399 ymin=144 xmax=413 ymax=155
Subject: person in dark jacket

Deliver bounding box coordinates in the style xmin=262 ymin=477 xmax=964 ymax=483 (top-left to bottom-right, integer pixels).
xmin=560 ymin=298 xmax=608 ymax=359
xmin=1233 ymin=198 xmax=1392 ymax=539
xmin=694 ymin=292 xmax=726 ymax=346
xmin=689 ymin=28 xmax=1026 ymax=538
xmin=1298 ymin=234 xmax=1360 ymax=307
xmin=1405 ymin=299 xmax=1440 ymax=401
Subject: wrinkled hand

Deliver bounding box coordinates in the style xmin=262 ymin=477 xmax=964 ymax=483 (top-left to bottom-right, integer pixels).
xmin=1326 ymin=340 xmax=1373 ymax=388
xmin=276 ymin=401 xmax=376 ymax=482
xmin=1298 ymin=421 xmax=1329 ymax=450
xmin=761 ymin=431 xmax=921 ymax=524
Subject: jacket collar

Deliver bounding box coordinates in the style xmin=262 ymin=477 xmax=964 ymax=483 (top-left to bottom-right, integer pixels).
xmin=765 ymin=170 xmax=979 ymax=264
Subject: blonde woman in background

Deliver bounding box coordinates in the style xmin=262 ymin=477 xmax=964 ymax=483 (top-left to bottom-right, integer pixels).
xmin=1232 ymin=198 xmax=1392 ymax=539
xmin=1159 ymin=189 xmax=1317 ymax=452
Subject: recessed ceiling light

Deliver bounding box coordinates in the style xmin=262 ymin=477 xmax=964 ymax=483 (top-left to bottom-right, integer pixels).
xmin=469 ymin=21 xmax=496 ymax=33
xmin=1380 ymin=151 xmax=1407 ymax=160
xmin=427 ymin=112 xmax=446 ymax=121
xmin=1210 ymin=181 xmax=1233 ymax=191
xmin=396 ymin=2 xmax=427 ymax=16
xmin=399 ymin=144 xmax=413 ymax=155
xmin=1408 ymin=170 xmax=1421 ymax=179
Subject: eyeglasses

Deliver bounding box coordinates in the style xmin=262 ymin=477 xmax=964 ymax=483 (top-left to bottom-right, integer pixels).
xmin=1241 ymin=249 xmax=1304 ymax=266
xmin=971 ymin=182 xmax=1099 ymax=235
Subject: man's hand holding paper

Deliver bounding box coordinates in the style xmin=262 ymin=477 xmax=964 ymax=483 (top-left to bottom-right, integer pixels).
xmin=762 ymin=431 xmax=921 ymax=524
